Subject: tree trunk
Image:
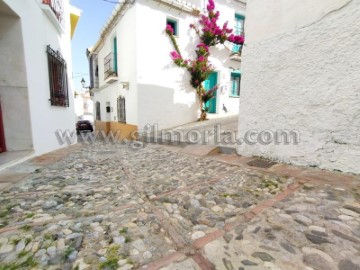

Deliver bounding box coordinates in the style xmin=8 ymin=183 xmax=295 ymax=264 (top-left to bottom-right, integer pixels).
xmin=199 ymin=99 xmax=207 ymax=121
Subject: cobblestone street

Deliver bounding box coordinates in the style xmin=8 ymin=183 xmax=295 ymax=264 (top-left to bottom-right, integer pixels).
xmin=0 ymin=142 xmax=359 ymax=270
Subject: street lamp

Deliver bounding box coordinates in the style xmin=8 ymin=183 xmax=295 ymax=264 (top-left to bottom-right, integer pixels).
xmin=80 ymin=78 xmax=93 ymax=97
xmin=80 ymin=78 xmax=86 ymax=89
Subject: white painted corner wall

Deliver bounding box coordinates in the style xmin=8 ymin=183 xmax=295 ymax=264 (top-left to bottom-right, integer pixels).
xmin=3 ymin=0 xmax=77 ymax=156
xmin=237 ymin=0 xmax=360 ymax=173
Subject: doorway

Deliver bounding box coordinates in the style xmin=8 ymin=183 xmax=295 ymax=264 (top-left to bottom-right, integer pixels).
xmin=203 ymin=72 xmax=217 ymax=113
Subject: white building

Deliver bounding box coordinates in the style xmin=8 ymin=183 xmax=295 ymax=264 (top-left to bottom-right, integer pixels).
xmin=88 ymin=0 xmax=246 ymax=138
xmin=237 ymin=0 xmax=360 ymax=173
xmin=74 ymin=88 xmax=94 ymax=123
xmin=0 ymin=0 xmax=80 ymax=158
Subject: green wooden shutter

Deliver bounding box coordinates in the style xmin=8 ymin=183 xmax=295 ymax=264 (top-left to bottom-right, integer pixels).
xmin=113 ymin=37 xmax=118 ymax=74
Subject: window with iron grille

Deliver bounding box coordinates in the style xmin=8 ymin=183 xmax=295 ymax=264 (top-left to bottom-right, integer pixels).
xmin=46 ymin=45 xmax=69 ymax=107
xmin=96 ymin=101 xmax=101 ymax=121
xmin=117 ymin=96 xmax=126 ymax=123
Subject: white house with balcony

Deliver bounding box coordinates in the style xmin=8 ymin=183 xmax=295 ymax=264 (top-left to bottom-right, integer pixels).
xmin=0 ymin=0 xmax=80 ymax=164
xmin=87 ymin=0 xmax=246 ymax=138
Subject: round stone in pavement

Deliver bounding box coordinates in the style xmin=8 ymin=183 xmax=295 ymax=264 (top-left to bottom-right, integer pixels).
xmin=302 ymin=247 xmax=335 ymax=270
xmin=338 ymin=259 xmax=360 ymax=270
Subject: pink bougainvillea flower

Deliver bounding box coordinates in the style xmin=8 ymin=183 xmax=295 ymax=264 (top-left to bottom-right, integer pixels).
xmin=198 ymin=56 xmax=205 ymax=62
xmin=196 ymin=43 xmax=209 ymax=51
xmin=165 ymin=24 xmax=174 ymax=35
xmin=170 ymin=51 xmax=181 ymax=60
xmin=233 ymin=35 xmax=245 ymax=45
xmin=227 ymin=34 xmax=235 ymax=42
xmin=207 ymin=0 xmax=215 ymax=11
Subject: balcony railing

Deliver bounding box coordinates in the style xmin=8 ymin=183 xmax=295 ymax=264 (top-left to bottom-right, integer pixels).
xmin=42 ymin=0 xmax=65 ymax=27
xmin=104 ymin=52 xmax=117 ymax=79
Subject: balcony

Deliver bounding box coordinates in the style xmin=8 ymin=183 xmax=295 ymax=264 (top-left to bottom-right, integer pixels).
xmin=229 ymin=46 xmax=242 ymax=62
xmin=104 ymin=52 xmax=118 ymax=84
xmin=42 ymin=0 xmax=65 ymax=33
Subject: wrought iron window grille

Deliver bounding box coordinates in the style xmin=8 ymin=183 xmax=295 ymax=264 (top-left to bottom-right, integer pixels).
xmin=46 ymin=45 xmax=69 ymax=107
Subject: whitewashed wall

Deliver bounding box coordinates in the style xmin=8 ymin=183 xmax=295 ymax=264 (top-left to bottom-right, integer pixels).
xmin=136 ymin=0 xmax=199 ymax=130
xmin=237 ymin=0 xmax=360 ymax=173
xmin=4 ymin=0 xmax=77 ymax=155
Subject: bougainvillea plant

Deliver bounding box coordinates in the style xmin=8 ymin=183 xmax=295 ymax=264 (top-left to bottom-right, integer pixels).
xmin=165 ymin=0 xmax=244 ymax=120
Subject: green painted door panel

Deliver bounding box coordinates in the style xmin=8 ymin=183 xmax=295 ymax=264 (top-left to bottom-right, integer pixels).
xmin=203 ymin=72 xmax=217 ymax=113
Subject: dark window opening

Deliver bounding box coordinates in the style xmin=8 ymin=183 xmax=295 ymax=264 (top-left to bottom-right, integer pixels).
xmin=166 ymin=18 xmax=178 ymax=36
xmin=46 ymin=45 xmax=69 ymax=107
xmin=96 ymin=101 xmax=101 ymax=121
xmin=117 ymin=96 xmax=126 ymax=123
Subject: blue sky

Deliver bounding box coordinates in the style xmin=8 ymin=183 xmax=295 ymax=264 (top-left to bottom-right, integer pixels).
xmin=71 ymin=0 xmax=117 ymax=90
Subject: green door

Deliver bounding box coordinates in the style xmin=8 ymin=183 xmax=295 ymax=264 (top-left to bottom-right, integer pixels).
xmin=203 ymin=72 xmax=217 ymax=113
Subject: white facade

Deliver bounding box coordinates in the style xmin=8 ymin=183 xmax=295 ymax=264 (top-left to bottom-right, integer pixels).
xmin=0 ymin=0 xmax=79 ymax=156
xmin=75 ymin=90 xmax=94 ymax=122
xmin=237 ymin=0 xmax=360 ymax=173
xmin=89 ymin=0 xmax=246 ymax=131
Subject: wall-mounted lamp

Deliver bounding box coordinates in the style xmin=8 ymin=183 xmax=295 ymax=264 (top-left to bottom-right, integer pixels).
xmin=120 ymin=82 xmax=129 ymax=90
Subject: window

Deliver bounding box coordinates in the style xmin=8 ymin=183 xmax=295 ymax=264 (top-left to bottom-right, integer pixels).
xmin=230 ymin=72 xmax=241 ymax=97
xmin=117 ymin=96 xmax=126 ymax=123
xmin=104 ymin=37 xmax=118 ymax=79
xmin=96 ymin=101 xmax=101 ymax=120
xmin=46 ymin=45 xmax=69 ymax=107
xmin=166 ymin=18 xmax=178 ymax=36
xmin=232 ymin=14 xmax=245 ymax=53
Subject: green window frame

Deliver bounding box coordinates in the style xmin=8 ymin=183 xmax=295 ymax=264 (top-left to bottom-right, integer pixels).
xmin=230 ymin=72 xmax=241 ymax=97
xmin=166 ymin=18 xmax=178 ymax=36
xmin=232 ymin=14 xmax=245 ymax=53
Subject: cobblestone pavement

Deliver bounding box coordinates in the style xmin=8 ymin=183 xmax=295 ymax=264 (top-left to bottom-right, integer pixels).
xmin=0 ymin=142 xmax=359 ymax=270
